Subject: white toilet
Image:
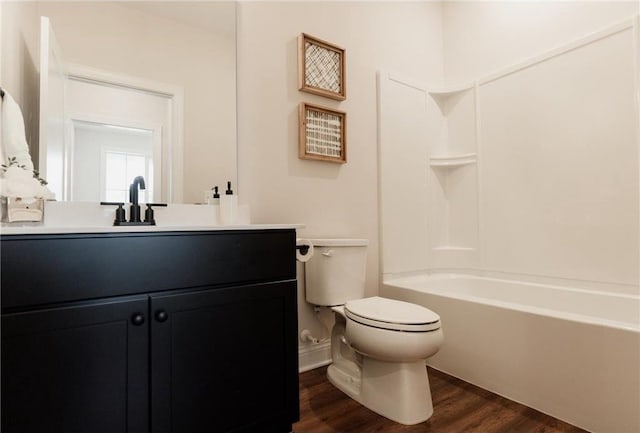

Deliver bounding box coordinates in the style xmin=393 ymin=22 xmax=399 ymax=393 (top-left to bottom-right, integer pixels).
xmin=304 ymin=238 xmax=444 ymax=425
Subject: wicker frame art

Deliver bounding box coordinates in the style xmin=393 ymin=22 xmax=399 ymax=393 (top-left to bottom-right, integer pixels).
xmin=298 ymin=102 xmax=346 ymax=164
xmin=298 ymin=33 xmax=346 ymax=101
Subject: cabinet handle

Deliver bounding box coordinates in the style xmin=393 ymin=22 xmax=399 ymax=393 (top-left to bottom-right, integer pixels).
xmin=131 ymin=313 xmax=145 ymax=326
xmin=155 ymin=310 xmax=168 ymax=323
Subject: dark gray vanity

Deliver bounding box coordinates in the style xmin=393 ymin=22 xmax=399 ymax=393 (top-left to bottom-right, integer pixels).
xmin=1 ymin=228 xmax=299 ymax=433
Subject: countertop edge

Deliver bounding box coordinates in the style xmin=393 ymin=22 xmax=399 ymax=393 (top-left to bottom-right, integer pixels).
xmin=0 ymin=223 xmax=305 ymax=235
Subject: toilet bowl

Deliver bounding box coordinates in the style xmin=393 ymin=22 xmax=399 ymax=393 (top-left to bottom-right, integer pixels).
xmin=327 ymin=297 xmax=443 ymax=425
xmin=304 ymin=239 xmax=444 ymax=425
xmin=344 ymin=296 xmax=442 ymax=362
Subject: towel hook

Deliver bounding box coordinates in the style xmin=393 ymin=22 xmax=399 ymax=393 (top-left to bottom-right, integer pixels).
xmin=0 ymin=86 xmax=4 ymax=98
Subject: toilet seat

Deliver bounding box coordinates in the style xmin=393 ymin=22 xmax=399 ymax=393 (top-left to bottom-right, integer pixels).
xmin=344 ymin=297 xmax=440 ymax=332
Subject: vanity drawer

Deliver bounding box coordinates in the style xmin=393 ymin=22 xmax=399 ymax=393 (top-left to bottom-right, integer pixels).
xmin=1 ymin=229 xmax=296 ymax=310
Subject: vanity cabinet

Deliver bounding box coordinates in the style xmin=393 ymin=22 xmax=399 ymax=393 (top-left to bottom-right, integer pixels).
xmin=1 ymin=229 xmax=299 ymax=433
xmin=2 ymin=295 xmax=149 ymax=432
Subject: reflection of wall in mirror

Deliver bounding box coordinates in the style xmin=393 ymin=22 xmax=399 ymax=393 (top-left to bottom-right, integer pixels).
xmin=1 ymin=1 xmax=237 ymax=204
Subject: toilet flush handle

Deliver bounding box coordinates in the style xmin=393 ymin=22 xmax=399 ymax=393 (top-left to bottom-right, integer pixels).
xmin=322 ymin=249 xmax=334 ymax=257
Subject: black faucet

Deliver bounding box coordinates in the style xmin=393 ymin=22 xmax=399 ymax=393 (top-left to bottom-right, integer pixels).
xmin=100 ymin=175 xmax=166 ymax=225
xmin=129 ymin=176 xmax=146 ymax=223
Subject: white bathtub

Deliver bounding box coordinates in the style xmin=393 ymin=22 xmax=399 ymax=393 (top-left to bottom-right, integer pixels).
xmin=381 ymin=273 xmax=640 ymax=433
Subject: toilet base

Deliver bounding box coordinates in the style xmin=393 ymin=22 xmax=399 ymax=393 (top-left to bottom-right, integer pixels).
xmin=328 ymin=358 xmax=434 ymax=425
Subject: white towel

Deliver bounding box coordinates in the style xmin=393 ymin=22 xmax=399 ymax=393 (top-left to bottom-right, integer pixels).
xmin=1 ymin=89 xmax=35 ymax=171
xmin=0 ymin=89 xmax=54 ymax=199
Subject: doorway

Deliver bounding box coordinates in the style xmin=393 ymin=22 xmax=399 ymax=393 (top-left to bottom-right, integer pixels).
xmin=66 ymin=74 xmax=177 ymax=202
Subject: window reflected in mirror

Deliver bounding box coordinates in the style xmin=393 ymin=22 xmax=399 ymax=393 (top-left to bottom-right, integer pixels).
xmin=72 ymin=120 xmax=155 ymax=203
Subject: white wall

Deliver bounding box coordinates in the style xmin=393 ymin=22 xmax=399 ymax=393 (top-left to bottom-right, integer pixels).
xmin=378 ymin=74 xmax=434 ymax=276
xmin=442 ymin=1 xmax=639 ymax=84
xmin=477 ymin=25 xmax=638 ymax=288
xmin=236 ymin=1 xmax=444 ymax=368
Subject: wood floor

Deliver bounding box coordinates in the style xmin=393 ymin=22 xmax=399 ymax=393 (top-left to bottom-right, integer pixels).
xmin=293 ymin=366 xmax=588 ymax=433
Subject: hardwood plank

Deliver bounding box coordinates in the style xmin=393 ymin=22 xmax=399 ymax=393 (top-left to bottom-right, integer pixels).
xmin=293 ymin=366 xmax=588 ymax=433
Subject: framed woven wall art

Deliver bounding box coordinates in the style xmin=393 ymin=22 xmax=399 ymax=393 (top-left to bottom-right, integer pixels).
xmin=298 ymin=102 xmax=346 ymax=163
xmin=298 ymin=33 xmax=346 ymax=101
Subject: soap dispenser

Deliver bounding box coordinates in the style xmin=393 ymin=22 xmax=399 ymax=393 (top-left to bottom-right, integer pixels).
xmin=219 ymin=181 xmax=237 ymax=225
xmin=209 ymin=186 xmax=221 ymax=224
xmin=208 ymin=186 xmax=220 ymax=206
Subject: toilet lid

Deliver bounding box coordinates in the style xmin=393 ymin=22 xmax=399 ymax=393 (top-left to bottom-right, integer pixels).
xmin=344 ymin=297 xmax=440 ymax=332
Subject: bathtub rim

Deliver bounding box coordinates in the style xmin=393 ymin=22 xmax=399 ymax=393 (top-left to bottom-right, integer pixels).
xmin=382 ymin=272 xmax=640 ymax=333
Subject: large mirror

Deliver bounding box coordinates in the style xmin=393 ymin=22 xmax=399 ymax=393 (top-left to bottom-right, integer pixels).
xmin=6 ymin=1 xmax=236 ymax=204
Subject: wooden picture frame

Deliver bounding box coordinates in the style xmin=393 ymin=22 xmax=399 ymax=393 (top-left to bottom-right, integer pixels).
xmin=298 ymin=33 xmax=346 ymax=101
xmin=298 ymin=102 xmax=346 ymax=164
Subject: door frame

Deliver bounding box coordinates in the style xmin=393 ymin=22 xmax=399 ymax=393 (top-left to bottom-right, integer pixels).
xmin=65 ymin=63 xmax=184 ymax=203
xmin=68 ymin=114 xmax=163 ymax=202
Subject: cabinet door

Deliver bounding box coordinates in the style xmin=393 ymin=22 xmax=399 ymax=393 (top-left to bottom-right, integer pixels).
xmin=150 ymin=281 xmax=298 ymax=433
xmin=1 ymin=296 xmax=149 ymax=433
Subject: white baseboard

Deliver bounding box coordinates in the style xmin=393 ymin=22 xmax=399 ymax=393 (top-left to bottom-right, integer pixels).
xmin=298 ymin=340 xmax=331 ymax=373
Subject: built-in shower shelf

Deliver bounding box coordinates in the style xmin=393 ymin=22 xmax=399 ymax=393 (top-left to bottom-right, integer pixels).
xmin=432 ymin=246 xmax=476 ymax=252
xmin=430 ymin=153 xmax=477 ymax=167
xmin=428 ymin=84 xmax=474 ymax=114
xmin=428 ymin=84 xmax=474 ymax=99
xmin=426 ymin=81 xmax=479 ymax=268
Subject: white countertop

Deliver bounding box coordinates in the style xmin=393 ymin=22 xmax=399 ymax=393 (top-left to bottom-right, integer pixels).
xmin=0 ymin=201 xmax=303 ymax=235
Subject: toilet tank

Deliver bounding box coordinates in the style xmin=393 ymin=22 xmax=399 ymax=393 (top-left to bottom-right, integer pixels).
xmin=304 ymin=238 xmax=368 ymax=306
